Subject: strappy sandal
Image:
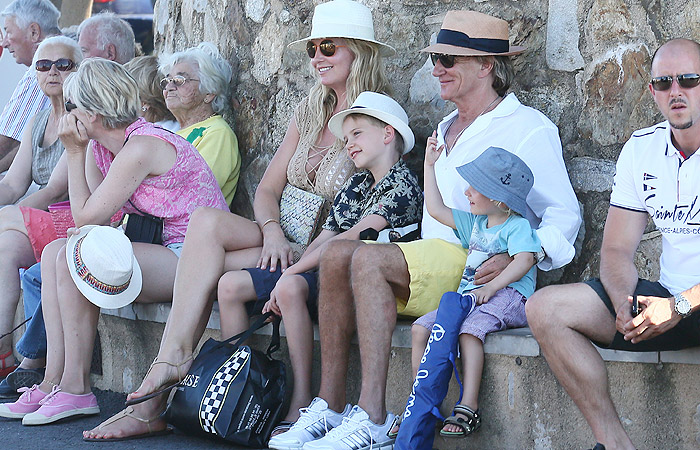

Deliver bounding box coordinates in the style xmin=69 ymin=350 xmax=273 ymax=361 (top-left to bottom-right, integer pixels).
xmin=125 ymin=355 xmax=193 ymax=407
xmin=83 ymin=406 xmax=172 ymax=442
xmin=387 ymin=411 xmax=404 ymax=439
xmin=440 ymin=405 xmax=481 ymax=438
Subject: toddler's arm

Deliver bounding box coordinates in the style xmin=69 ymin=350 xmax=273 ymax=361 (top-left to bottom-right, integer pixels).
xmin=424 ymin=131 xmax=455 ymax=229
xmin=473 ymin=252 xmax=535 ymax=304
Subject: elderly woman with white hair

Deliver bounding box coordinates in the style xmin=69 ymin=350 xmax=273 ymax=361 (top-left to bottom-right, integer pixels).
xmin=160 ymin=42 xmax=240 ymax=205
xmin=0 ymin=36 xmax=82 ymax=381
xmin=0 ymin=58 xmax=228 ymax=425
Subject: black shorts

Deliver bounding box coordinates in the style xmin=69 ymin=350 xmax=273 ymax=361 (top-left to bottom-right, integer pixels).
xmin=242 ymin=268 xmax=319 ymax=321
xmin=585 ymin=278 xmax=700 ymax=351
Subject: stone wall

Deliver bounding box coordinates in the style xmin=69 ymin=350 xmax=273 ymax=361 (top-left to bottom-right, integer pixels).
xmin=153 ymin=0 xmax=700 ymax=284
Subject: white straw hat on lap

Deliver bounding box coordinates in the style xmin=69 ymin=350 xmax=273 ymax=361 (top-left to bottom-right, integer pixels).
xmin=329 ymin=91 xmax=415 ymax=155
xmin=421 ymin=10 xmax=525 ymax=57
xmin=66 ymin=225 xmax=142 ymax=309
xmin=288 ymin=0 xmax=395 ymax=57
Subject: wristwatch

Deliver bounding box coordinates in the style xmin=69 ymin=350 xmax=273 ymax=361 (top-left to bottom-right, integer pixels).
xmin=674 ymin=292 xmax=692 ymax=318
xmin=534 ymin=248 xmax=546 ymax=264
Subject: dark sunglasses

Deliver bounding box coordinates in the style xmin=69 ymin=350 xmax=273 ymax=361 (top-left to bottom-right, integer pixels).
xmin=65 ymin=100 xmax=77 ymax=112
xmin=650 ymin=73 xmax=700 ymax=91
xmin=430 ymin=53 xmax=460 ymax=69
xmin=306 ymin=40 xmax=345 ymax=58
xmin=159 ymin=75 xmax=200 ymax=90
xmin=35 ymin=58 xmax=75 ymax=72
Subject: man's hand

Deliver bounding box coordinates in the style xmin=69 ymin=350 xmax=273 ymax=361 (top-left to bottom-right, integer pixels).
xmin=621 ymin=295 xmax=681 ymax=343
xmin=473 ymin=252 xmax=513 ymax=285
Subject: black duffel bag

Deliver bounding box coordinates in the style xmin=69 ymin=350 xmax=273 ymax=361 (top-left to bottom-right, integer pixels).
xmin=166 ymin=312 xmax=286 ymax=446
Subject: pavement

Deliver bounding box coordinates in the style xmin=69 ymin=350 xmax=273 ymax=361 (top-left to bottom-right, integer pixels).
xmin=0 ymin=389 xmax=267 ymax=450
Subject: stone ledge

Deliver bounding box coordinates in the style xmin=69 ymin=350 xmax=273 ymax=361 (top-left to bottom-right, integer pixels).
xmin=101 ymin=302 xmax=700 ymax=364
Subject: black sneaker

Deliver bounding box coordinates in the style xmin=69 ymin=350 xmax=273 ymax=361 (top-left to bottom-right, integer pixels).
xmin=0 ymin=368 xmax=44 ymax=399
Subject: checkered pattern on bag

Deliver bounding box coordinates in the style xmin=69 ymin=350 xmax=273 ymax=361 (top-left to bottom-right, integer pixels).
xmin=199 ymin=347 xmax=251 ymax=434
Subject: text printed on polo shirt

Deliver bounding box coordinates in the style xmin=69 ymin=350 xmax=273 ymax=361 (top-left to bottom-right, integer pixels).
xmin=647 ymin=195 xmax=700 ymax=226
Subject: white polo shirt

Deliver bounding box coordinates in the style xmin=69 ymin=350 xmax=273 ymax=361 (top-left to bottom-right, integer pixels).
xmin=0 ymin=69 xmax=50 ymax=141
xmin=610 ymin=121 xmax=700 ymax=295
xmin=424 ymin=93 xmax=582 ymax=271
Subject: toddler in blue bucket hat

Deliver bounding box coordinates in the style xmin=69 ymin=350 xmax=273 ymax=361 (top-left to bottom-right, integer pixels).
xmin=395 ymin=143 xmax=542 ymax=443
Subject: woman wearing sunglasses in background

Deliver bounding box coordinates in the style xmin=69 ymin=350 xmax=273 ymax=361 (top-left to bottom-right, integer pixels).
xmin=82 ymin=0 xmax=394 ymax=441
xmin=158 ymin=42 xmax=240 ymax=206
xmin=0 ymin=36 xmax=81 ymax=380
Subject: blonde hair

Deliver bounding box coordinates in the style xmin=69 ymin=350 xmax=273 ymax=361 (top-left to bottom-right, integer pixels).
xmin=306 ymin=38 xmax=391 ymax=143
xmin=63 ymin=59 xmax=140 ymax=129
xmin=124 ymin=55 xmax=175 ymax=124
xmin=492 ymin=200 xmax=517 ymax=217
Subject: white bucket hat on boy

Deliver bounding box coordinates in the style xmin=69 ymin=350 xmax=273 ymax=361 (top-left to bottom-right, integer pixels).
xmin=66 ymin=225 xmax=142 ymax=309
xmin=288 ymin=0 xmax=395 ymax=57
xmin=328 ymin=91 xmax=415 ymax=155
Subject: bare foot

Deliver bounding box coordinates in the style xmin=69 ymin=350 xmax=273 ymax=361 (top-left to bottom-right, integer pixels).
xmin=126 ymin=352 xmax=193 ymax=403
xmin=83 ymin=405 xmax=167 ymax=440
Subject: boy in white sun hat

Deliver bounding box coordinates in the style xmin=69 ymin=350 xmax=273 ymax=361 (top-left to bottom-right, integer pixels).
xmin=267 ymin=91 xmax=422 ymax=449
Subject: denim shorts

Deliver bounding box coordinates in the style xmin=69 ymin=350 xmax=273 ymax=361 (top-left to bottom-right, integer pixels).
xmin=242 ymin=268 xmax=319 ymax=321
xmin=585 ymin=277 xmax=700 ymax=351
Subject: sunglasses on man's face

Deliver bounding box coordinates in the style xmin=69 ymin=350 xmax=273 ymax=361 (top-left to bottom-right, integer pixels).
xmin=430 ymin=53 xmax=458 ymax=69
xmin=65 ymin=100 xmax=77 ymax=112
xmin=35 ymin=58 xmax=75 ymax=72
xmin=650 ymin=73 xmax=700 ymax=91
xmin=306 ymin=40 xmax=345 ymax=58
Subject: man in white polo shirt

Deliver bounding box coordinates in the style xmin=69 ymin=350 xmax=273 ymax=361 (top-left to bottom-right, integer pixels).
xmin=527 ymin=38 xmax=700 ymax=450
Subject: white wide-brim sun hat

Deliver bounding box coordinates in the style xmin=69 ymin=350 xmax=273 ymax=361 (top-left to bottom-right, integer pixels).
xmin=66 ymin=225 xmax=142 ymax=310
xmin=328 ymin=91 xmax=415 ymax=155
xmin=288 ymin=0 xmax=395 ymax=57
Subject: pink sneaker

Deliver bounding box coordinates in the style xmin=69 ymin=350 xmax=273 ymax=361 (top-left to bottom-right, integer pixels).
xmin=22 ymin=387 xmax=100 ymax=425
xmin=0 ymin=385 xmax=50 ymax=419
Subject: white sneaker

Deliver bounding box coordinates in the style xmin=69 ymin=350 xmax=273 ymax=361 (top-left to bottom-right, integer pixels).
xmin=303 ymin=405 xmax=395 ymax=450
xmin=268 ymin=397 xmax=352 ymax=450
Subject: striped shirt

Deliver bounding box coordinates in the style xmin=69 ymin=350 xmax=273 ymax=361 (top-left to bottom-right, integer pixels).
xmin=0 ymin=69 xmax=50 ymax=141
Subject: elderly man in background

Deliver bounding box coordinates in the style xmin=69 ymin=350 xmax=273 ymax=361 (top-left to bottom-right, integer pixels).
xmin=0 ymin=0 xmax=59 ymax=173
xmin=527 ymin=38 xmax=700 ymax=450
xmin=77 ymin=11 xmax=135 ymax=64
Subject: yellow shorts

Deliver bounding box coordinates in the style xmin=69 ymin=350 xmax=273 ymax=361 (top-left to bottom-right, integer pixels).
xmin=394 ymin=239 xmax=467 ymax=318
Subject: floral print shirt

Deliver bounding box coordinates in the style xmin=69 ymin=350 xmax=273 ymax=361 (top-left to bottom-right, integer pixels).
xmin=323 ymin=159 xmax=423 ymax=233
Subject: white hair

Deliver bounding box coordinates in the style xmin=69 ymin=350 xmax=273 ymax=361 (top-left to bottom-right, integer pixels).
xmin=1 ymin=0 xmax=60 ymax=36
xmin=77 ymin=12 xmax=136 ymax=64
xmin=159 ymin=42 xmax=232 ymax=114
xmin=33 ymin=36 xmax=84 ymax=72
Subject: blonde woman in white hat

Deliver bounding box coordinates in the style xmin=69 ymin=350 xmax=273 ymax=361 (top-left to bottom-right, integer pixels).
xmin=83 ymin=0 xmax=395 ymax=442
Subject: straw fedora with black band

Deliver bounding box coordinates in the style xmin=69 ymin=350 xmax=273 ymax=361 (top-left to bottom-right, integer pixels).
xmin=288 ymin=0 xmax=395 ymax=57
xmin=421 ymin=10 xmax=525 ymax=57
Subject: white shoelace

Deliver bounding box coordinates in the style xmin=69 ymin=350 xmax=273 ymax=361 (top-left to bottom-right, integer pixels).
xmin=323 ymin=414 xmax=376 ymax=447
xmin=290 ymin=403 xmax=332 ymax=434
xmin=38 ymin=385 xmax=61 ymax=405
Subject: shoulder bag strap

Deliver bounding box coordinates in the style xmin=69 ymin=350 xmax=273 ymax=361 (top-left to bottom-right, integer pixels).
xmin=209 ymin=311 xmax=281 ymax=357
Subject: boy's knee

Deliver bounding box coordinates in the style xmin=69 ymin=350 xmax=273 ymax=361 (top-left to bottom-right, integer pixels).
xmin=411 ymin=324 xmax=430 ymax=346
xmin=217 ymin=271 xmax=250 ymax=306
xmin=275 ymin=276 xmax=308 ymax=310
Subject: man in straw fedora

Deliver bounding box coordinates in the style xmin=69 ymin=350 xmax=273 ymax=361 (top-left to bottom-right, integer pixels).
xmin=284 ymin=9 xmax=581 ymax=449
xmin=527 ymin=38 xmax=700 ymax=450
